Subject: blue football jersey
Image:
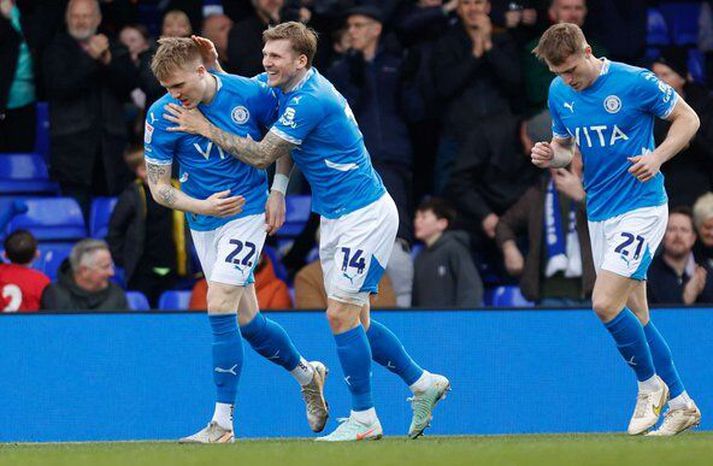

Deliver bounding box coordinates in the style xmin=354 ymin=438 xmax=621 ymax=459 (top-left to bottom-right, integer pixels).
xmin=263 ymin=68 xmax=386 ymax=219
xmin=144 ymin=73 xmax=277 ymax=231
xmin=549 ymin=59 xmax=677 ymax=221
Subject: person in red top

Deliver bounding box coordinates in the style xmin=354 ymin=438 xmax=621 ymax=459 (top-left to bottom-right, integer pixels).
xmin=0 ymin=229 xmax=50 ymax=312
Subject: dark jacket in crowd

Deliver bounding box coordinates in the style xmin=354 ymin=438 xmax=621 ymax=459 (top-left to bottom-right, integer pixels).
xmin=138 ymin=42 xmax=165 ymax=109
xmin=655 ymin=82 xmax=713 ymax=208
xmin=107 ymin=179 xmax=188 ymax=286
xmin=448 ymin=115 xmax=540 ymax=228
xmin=647 ymin=255 xmax=713 ymax=305
xmin=432 ymin=22 xmax=522 ymax=137
xmin=495 ymin=177 xmax=596 ymax=302
xmin=40 ymin=260 xmax=129 ymax=311
xmin=226 ymin=14 xmax=269 ymax=78
xmin=42 ymin=32 xmax=137 ymax=192
xmin=413 ymin=230 xmax=483 ymax=308
xmin=0 ymin=14 xmax=23 ymax=113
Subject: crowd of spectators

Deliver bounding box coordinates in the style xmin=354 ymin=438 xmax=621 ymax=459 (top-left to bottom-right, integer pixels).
xmin=2 ymin=0 xmax=713 ymax=312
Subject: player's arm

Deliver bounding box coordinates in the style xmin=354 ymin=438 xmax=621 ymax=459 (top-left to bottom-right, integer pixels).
xmin=264 ymin=154 xmax=294 ymax=236
xmin=144 ymin=160 xmax=245 ymax=217
xmin=163 ymin=103 xmax=294 ymax=169
xmin=530 ymin=136 xmax=574 ymax=169
xmin=628 ymin=98 xmax=701 ymax=182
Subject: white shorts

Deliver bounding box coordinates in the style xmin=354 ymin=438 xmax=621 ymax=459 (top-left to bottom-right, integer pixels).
xmin=588 ymin=204 xmax=668 ymax=281
xmin=191 ymin=214 xmax=266 ymax=286
xmin=320 ymin=193 xmax=399 ymax=305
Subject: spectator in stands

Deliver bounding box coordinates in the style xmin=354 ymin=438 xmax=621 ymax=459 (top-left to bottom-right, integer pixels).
xmin=119 ymin=24 xmax=150 ymax=65
xmin=107 ymin=145 xmax=188 ymax=308
xmin=202 ymin=13 xmax=233 ymax=66
xmin=648 ymin=207 xmax=713 ymax=305
xmin=0 ymin=0 xmax=36 ymax=152
xmin=522 ymin=0 xmax=607 ymax=114
xmin=295 ymin=259 xmax=397 ymax=310
xmin=432 ymin=0 xmax=522 ymax=193
xmin=496 ymin=154 xmax=595 ymax=306
xmin=693 ymin=192 xmax=713 ymax=270
xmin=190 ymin=251 xmax=292 ymax=311
xmin=583 ymin=0 xmax=646 ymax=65
xmin=226 ymin=0 xmax=284 ymax=77
xmin=42 ymin=0 xmax=136 ymax=219
xmin=161 ymin=9 xmax=192 ymax=38
xmin=412 ymin=197 xmax=483 ymax=307
xmin=329 ymin=5 xmax=422 ymax=307
xmin=40 ymin=238 xmax=129 ymax=311
xmin=0 ymin=230 xmax=50 ymax=312
xmin=652 ymin=47 xmax=713 ymax=208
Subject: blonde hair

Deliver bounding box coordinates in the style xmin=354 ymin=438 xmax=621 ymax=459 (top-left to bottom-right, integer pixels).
xmin=693 ymin=192 xmax=713 ymax=230
xmin=263 ymin=21 xmax=318 ymax=68
xmin=533 ymin=23 xmax=587 ymax=66
xmin=150 ymin=37 xmax=202 ymax=82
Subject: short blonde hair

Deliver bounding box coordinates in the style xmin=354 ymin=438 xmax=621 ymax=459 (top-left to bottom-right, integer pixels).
xmin=150 ymin=37 xmax=202 ymax=82
xmin=533 ymin=23 xmax=587 ymax=66
xmin=263 ymin=21 xmax=318 ymax=68
xmin=693 ymin=192 xmax=713 ymax=230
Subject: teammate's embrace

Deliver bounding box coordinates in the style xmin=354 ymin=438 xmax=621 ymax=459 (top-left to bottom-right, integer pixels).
xmin=164 ymin=23 xmax=450 ymax=441
xmin=145 ymin=37 xmax=328 ymax=443
xmin=531 ymin=23 xmax=701 ymax=435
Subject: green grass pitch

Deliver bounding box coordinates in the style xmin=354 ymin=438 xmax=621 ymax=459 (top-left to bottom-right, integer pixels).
xmin=2 ymin=433 xmax=712 ymax=466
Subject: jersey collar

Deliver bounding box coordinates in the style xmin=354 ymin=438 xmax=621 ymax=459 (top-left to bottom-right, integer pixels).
xmin=599 ymin=58 xmax=611 ymax=76
xmin=287 ymin=68 xmax=314 ymax=94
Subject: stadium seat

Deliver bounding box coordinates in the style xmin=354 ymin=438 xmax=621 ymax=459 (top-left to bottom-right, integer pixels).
xmin=647 ymin=8 xmax=670 ymax=47
xmin=90 ymin=197 xmax=118 ymax=239
xmin=158 ymin=290 xmax=191 ymax=311
xmin=688 ymin=48 xmax=706 ymax=84
xmin=0 ymin=153 xmax=59 ymax=195
xmin=660 ymin=2 xmax=701 ymax=46
xmin=34 ymin=102 xmax=50 ymax=160
xmin=6 ymin=197 xmax=86 ymax=241
xmin=112 ymin=266 xmax=126 ymax=289
xmin=34 ymin=242 xmax=74 ymax=280
xmin=263 ymin=245 xmax=288 ymax=282
xmin=489 ymin=286 xmax=535 ymax=308
xmin=126 ymin=291 xmax=150 ymax=311
xmin=280 ymin=195 xmax=311 ymax=237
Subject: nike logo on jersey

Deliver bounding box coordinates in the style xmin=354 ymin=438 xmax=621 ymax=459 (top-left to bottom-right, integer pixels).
xmin=564 ymin=101 xmax=575 ymax=113
xmin=325 ymin=159 xmax=359 ymax=172
xmin=215 ymin=364 xmax=239 ymax=376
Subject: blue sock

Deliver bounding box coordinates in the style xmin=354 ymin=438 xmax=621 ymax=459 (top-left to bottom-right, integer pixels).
xmin=367 ymin=320 xmax=424 ymax=386
xmin=334 ymin=325 xmax=374 ymax=411
xmin=644 ymin=321 xmax=685 ymax=398
xmin=240 ymin=312 xmax=300 ymax=371
xmin=209 ymin=314 xmax=243 ymax=404
xmin=604 ymin=308 xmax=656 ymax=382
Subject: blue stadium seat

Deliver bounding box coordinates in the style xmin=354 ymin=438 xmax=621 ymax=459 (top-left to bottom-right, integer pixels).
xmin=263 ymin=245 xmax=288 ymax=282
xmin=660 ymin=2 xmax=701 ymax=46
xmin=647 ymin=7 xmax=671 ymax=47
xmin=0 ymin=153 xmax=59 ymax=194
xmin=489 ymin=286 xmax=535 ymax=308
xmin=688 ymin=48 xmax=706 ymax=84
xmin=35 ymin=242 xmax=74 ymax=280
xmin=34 ymin=102 xmax=50 ymax=160
xmin=6 ymin=197 xmax=86 ymax=241
xmin=90 ymin=197 xmax=118 ymax=239
xmin=158 ymin=290 xmax=191 ymax=311
xmin=126 ymin=291 xmax=150 ymax=311
xmin=112 ymin=266 xmax=126 ymax=289
xmin=280 ymin=195 xmax=311 ymax=237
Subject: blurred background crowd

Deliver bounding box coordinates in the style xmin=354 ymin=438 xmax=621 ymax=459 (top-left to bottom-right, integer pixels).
xmin=2 ymin=0 xmax=713 ymax=312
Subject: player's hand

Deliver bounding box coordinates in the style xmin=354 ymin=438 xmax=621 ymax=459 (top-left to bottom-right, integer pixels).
xmin=552 ymin=168 xmax=585 ymax=202
xmin=191 ymin=35 xmax=222 ymax=72
xmin=164 ymin=103 xmax=211 ymax=137
xmin=482 ymin=213 xmax=499 ymax=239
xmin=202 ymin=190 xmax=245 ymax=217
xmin=503 ymin=242 xmax=524 ymax=277
xmin=531 ymin=141 xmax=554 ymax=168
xmin=627 ymin=154 xmax=662 ymax=183
xmin=264 ymin=190 xmax=286 ymax=236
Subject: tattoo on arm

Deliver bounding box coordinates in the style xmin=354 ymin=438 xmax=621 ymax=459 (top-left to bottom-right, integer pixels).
xmin=146 ymin=162 xmax=170 ymax=185
xmin=207 ymin=126 xmax=295 ymax=169
xmin=157 ymin=186 xmax=177 ymax=206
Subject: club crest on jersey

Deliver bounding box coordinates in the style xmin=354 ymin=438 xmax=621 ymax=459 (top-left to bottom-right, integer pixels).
xmin=604 ymin=95 xmax=622 ymax=114
xmin=231 ymin=106 xmax=250 ymax=125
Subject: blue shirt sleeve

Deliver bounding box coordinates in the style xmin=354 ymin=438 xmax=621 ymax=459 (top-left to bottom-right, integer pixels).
xmin=636 ymin=70 xmax=679 ymax=119
xmin=270 ymin=93 xmax=323 ymax=145
xmin=144 ymin=102 xmax=178 ymax=166
xmin=251 ymin=79 xmax=278 ymax=129
xmin=548 ymin=83 xmax=570 ymax=139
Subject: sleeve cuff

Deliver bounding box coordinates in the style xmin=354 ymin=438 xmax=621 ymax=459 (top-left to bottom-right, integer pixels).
xmin=270 ymin=127 xmax=302 ymax=146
